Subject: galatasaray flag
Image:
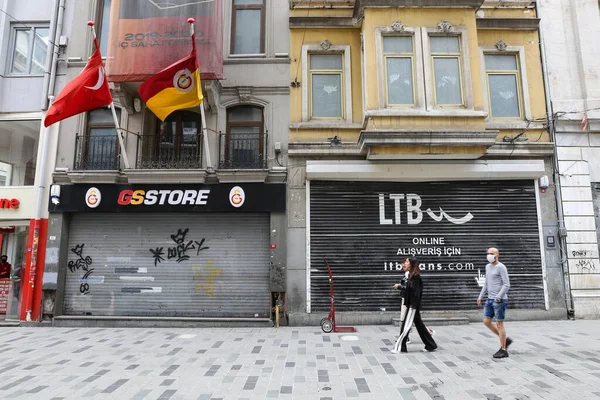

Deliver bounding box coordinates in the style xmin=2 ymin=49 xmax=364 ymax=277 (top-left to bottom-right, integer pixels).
xmin=44 ymin=38 xmax=112 ymax=127
xmin=138 ymin=35 xmax=203 ymax=121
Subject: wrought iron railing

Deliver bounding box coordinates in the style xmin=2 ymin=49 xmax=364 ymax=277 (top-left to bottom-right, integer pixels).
xmin=136 ymin=134 xmax=203 ymax=169
xmin=219 ymin=132 xmax=268 ymax=169
xmin=74 ymin=135 xmax=120 ymax=170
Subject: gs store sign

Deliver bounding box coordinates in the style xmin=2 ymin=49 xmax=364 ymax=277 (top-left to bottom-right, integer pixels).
xmin=51 ymin=184 xmax=285 ymax=213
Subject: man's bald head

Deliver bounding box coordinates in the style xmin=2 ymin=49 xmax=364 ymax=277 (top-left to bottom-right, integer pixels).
xmin=487 ymin=248 xmax=499 ymax=256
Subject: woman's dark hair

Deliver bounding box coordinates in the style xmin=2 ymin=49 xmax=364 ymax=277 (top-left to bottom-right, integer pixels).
xmin=407 ymin=257 xmax=420 ymax=279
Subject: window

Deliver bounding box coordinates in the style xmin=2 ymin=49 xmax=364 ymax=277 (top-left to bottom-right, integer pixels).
xmin=301 ymin=44 xmax=352 ymax=123
xmin=79 ymin=108 xmax=121 ymax=170
xmin=309 ymin=54 xmax=344 ymax=119
xmin=0 ymin=120 xmax=40 ymax=185
xmin=376 ymin=25 xmax=474 ymax=114
xmin=383 ymin=36 xmax=415 ymax=106
xmin=430 ymin=36 xmax=463 ymax=106
xmin=231 ymin=0 xmax=265 ymax=55
xmin=222 ymin=106 xmax=265 ymax=169
xmin=484 ymin=54 xmax=522 ymax=119
xmin=155 ymin=111 xmax=201 ymax=167
xmin=9 ymin=26 xmax=50 ymax=75
xmin=98 ymin=0 xmax=112 ymax=56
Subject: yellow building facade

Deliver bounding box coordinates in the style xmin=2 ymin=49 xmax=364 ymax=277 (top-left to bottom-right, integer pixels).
xmin=286 ymin=0 xmax=567 ymax=324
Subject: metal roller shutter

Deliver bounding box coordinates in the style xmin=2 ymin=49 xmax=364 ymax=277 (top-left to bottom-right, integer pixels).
xmin=309 ymin=180 xmax=545 ymax=312
xmin=64 ymin=213 xmax=270 ymax=317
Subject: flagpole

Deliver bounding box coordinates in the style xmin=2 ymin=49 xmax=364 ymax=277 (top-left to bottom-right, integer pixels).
xmin=23 ymin=115 xmax=53 ymax=321
xmin=88 ymin=21 xmax=131 ymax=169
xmin=188 ymin=18 xmax=212 ymax=171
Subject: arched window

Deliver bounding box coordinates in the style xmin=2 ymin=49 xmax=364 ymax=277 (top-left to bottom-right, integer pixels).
xmin=222 ymin=105 xmax=265 ymax=169
xmin=140 ymin=111 xmax=202 ymax=169
xmin=77 ymin=107 xmax=121 ymax=170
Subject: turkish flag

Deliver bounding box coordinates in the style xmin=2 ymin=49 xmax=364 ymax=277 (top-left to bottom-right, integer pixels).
xmin=44 ymin=39 xmax=112 ymax=127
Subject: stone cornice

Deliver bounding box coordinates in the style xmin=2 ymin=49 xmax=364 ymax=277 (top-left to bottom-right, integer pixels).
xmin=358 ymin=130 xmax=499 ymax=152
xmin=353 ymin=0 xmax=485 ymax=18
xmin=289 ymin=17 xmax=357 ymax=28
xmin=476 ymin=18 xmax=540 ymax=30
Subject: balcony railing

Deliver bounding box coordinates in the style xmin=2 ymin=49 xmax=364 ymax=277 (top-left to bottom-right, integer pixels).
xmin=219 ymin=132 xmax=268 ymax=169
xmin=136 ymin=134 xmax=203 ymax=169
xmin=74 ymin=135 xmax=120 ymax=170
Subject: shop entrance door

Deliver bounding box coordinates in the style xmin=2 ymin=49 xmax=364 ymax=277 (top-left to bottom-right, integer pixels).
xmin=1 ymin=226 xmax=28 ymax=321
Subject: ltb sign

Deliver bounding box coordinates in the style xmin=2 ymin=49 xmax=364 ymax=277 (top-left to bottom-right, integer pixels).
xmin=378 ymin=193 xmax=473 ymax=225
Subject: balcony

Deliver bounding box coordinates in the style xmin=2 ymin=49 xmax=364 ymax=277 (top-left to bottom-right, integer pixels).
xmin=219 ymin=132 xmax=267 ymax=170
xmin=217 ymin=132 xmax=269 ymax=183
xmin=136 ymin=134 xmax=203 ymax=170
xmin=60 ymin=131 xmax=273 ymax=185
xmin=74 ymin=135 xmax=120 ymax=171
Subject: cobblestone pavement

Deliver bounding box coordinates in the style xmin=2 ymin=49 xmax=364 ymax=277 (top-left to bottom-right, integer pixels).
xmin=0 ymin=320 xmax=599 ymax=399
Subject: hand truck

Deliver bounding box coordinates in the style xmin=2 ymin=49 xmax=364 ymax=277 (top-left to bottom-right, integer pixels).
xmin=320 ymin=263 xmax=356 ymax=333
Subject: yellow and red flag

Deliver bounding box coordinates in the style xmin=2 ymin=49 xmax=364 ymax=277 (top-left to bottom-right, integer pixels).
xmin=138 ymin=34 xmax=202 ymax=121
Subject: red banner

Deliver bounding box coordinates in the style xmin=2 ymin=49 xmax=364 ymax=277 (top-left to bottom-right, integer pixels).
xmin=0 ymin=279 xmax=10 ymax=314
xmin=106 ymin=0 xmax=223 ymax=82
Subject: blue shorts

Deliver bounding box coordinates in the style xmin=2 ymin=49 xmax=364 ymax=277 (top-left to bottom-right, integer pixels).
xmin=483 ymin=298 xmax=508 ymax=321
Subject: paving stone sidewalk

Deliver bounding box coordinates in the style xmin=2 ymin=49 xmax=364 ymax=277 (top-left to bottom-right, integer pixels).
xmin=0 ymin=320 xmax=599 ymax=400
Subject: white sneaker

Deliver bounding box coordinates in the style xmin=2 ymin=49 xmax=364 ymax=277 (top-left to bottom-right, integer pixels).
xmin=428 ymin=329 xmax=435 ymax=335
xmin=390 ymin=349 xmax=400 ymax=354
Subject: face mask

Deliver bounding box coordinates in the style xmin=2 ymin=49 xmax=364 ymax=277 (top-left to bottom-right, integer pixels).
xmin=487 ymin=254 xmax=496 ymax=263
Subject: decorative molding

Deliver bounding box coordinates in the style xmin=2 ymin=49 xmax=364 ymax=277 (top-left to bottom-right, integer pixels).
xmin=320 ymin=39 xmax=332 ymax=50
xmin=236 ymin=87 xmax=253 ymax=103
xmin=495 ymin=40 xmax=508 ymax=51
xmin=126 ymin=170 xmax=207 ymax=184
xmin=288 ymin=142 xmax=362 ymax=157
xmin=437 ymin=20 xmax=453 ymax=32
xmin=110 ymin=83 xmax=134 ymax=114
xmin=216 ymin=170 xmax=268 ymax=183
xmin=391 ymin=20 xmax=405 ymax=32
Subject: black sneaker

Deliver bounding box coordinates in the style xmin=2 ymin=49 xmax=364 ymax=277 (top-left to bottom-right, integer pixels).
xmin=493 ymin=349 xmax=509 ymax=359
xmin=506 ymin=337 xmax=513 ymax=349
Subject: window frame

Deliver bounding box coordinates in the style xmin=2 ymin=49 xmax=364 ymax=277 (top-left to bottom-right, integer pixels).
xmin=479 ymin=46 xmax=533 ymax=129
xmin=428 ymin=35 xmax=465 ymax=107
xmin=155 ymin=111 xmax=202 ymax=160
xmin=301 ymin=44 xmax=353 ymax=123
xmin=483 ymin=53 xmax=524 ymax=120
xmin=422 ymin=26 xmax=474 ymax=111
xmin=308 ymin=53 xmax=345 ymax=120
xmin=225 ymin=105 xmax=265 ymax=166
xmin=97 ymin=0 xmax=112 ymax=57
xmin=83 ymin=107 xmax=121 ymax=170
xmin=230 ymin=0 xmax=266 ymax=56
xmin=7 ymin=24 xmax=50 ymax=76
xmin=375 ymin=26 xmax=424 ymax=109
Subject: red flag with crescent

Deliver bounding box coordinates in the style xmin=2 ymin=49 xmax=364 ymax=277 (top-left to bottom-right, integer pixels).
xmin=44 ymin=38 xmax=112 ymax=127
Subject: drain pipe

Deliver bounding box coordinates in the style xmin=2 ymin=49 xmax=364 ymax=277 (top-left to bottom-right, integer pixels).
xmin=536 ymin=0 xmax=575 ymax=317
xmin=24 ymin=0 xmax=64 ymax=321
xmin=43 ymin=0 xmax=66 ymax=110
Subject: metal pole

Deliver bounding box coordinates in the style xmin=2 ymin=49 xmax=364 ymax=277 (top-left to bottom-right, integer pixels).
xmin=40 ymin=0 xmax=60 ymax=110
xmin=88 ymin=21 xmax=131 ymax=169
xmin=199 ymin=100 xmax=212 ymax=170
xmin=24 ymin=118 xmax=52 ymax=321
xmin=110 ymin=102 xmax=131 ymax=169
xmin=188 ymin=18 xmax=212 ymax=170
